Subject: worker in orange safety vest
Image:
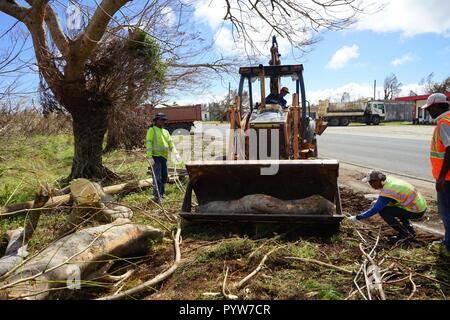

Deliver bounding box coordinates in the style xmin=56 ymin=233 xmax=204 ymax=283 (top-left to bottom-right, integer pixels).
xmin=422 ymin=93 xmax=450 ymax=253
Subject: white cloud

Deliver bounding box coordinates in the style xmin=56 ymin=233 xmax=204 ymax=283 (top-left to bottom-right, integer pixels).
xmin=193 ymin=0 xmax=312 ymax=58
xmin=194 ymin=0 xmax=227 ymax=29
xmin=307 ymin=82 xmax=427 ymax=104
xmin=161 ymin=7 xmax=176 ymax=26
xmin=357 ymin=0 xmax=450 ymax=37
xmin=213 ymin=27 xmax=242 ymax=56
xmin=391 ymin=53 xmax=415 ymax=67
xmin=326 ymin=45 xmax=360 ymax=70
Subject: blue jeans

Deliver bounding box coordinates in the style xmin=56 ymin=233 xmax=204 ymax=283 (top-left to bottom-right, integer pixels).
xmin=437 ymin=181 xmax=450 ymax=250
xmin=151 ymin=156 xmax=168 ymax=199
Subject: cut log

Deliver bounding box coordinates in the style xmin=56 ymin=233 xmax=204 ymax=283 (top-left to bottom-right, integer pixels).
xmin=58 ymin=179 xmax=134 ymax=236
xmin=198 ymin=194 xmax=336 ymax=216
xmin=1 ymin=175 xmax=183 ymax=218
xmin=0 ymin=219 xmax=164 ymax=300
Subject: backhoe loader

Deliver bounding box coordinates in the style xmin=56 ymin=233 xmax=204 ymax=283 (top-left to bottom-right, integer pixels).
xmin=180 ymin=37 xmax=344 ymax=230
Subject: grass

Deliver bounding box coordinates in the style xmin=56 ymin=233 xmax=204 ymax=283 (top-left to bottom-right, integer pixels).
xmin=0 ymin=134 xmax=75 ymax=206
xmin=1 ymin=133 xmax=450 ymax=300
xmin=195 ymin=238 xmax=255 ymax=262
xmin=381 ymin=121 xmax=414 ymax=126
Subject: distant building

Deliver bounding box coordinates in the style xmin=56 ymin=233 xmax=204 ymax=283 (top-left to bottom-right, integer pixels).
xmin=383 ymin=100 xmax=414 ymax=122
xmin=395 ymin=92 xmax=450 ymax=124
xmin=201 ymin=104 xmax=210 ymax=121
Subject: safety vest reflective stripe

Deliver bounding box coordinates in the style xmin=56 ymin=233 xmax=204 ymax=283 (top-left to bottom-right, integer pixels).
xmin=430 ymin=114 xmax=450 ymax=180
xmin=431 ymin=151 xmax=445 ymax=159
xmin=403 ymin=191 xmax=417 ymax=207
xmin=380 ymin=178 xmax=426 ymax=213
xmin=381 ymin=190 xmax=417 ymax=211
xmin=381 ymin=189 xmax=405 ymax=202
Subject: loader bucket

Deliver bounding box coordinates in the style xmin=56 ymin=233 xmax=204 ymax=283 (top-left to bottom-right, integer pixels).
xmin=180 ymin=160 xmax=344 ymax=225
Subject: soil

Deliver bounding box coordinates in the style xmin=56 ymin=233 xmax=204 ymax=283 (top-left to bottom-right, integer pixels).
xmin=105 ymin=186 xmax=447 ymax=300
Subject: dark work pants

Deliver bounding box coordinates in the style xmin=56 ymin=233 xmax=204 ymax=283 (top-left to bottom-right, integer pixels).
xmin=152 ymin=156 xmax=168 ymax=199
xmin=437 ymin=181 xmax=450 ymax=251
xmin=379 ymin=206 xmax=425 ymax=236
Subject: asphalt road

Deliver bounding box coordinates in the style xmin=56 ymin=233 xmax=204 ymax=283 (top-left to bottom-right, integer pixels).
xmin=195 ymin=122 xmax=435 ymax=181
xmin=317 ymin=129 xmax=433 ymax=181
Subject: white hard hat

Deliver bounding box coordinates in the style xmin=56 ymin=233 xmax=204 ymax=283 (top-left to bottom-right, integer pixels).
xmin=421 ymin=93 xmax=449 ymax=110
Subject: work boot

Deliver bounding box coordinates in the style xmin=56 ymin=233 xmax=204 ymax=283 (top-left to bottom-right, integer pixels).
xmin=403 ymin=223 xmax=416 ymax=237
xmin=388 ymin=233 xmax=413 ymax=245
xmin=152 ymin=196 xmax=161 ymax=204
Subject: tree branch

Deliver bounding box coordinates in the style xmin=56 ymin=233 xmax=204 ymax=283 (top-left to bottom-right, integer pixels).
xmin=44 ymin=5 xmax=69 ymax=57
xmin=73 ymin=0 xmax=130 ymax=65
xmin=24 ymin=0 xmax=64 ymax=97
xmin=0 ymin=0 xmax=29 ymax=21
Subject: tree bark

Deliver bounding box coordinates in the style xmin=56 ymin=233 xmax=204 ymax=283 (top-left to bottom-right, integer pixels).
xmin=198 ymin=194 xmax=336 ymax=216
xmin=70 ymin=104 xmax=113 ymax=180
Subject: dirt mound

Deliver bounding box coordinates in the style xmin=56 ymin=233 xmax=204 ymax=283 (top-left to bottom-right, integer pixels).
xmin=339 ymin=186 xmax=373 ymax=214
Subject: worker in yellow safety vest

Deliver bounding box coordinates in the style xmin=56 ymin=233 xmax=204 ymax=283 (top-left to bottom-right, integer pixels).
xmin=146 ymin=112 xmax=180 ymax=203
xmin=348 ymin=170 xmax=427 ymax=244
xmin=422 ymin=93 xmax=450 ymax=253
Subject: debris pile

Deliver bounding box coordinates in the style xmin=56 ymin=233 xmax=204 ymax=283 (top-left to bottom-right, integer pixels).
xmin=0 ymin=179 xmax=169 ymax=300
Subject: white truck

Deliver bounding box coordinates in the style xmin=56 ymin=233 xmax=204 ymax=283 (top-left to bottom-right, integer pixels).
xmin=319 ymin=100 xmax=386 ymax=126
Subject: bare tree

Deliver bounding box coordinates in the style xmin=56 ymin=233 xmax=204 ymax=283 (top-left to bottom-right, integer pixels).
xmin=432 ymin=76 xmax=450 ymax=93
xmin=341 ymin=92 xmax=350 ymax=103
xmin=384 ymin=74 xmax=402 ymax=100
xmin=221 ymin=0 xmax=381 ymax=54
xmin=421 ymin=73 xmax=450 ymax=94
xmin=0 ymin=0 xmax=231 ymax=180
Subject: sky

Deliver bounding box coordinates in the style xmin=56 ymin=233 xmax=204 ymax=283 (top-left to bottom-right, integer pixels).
xmin=180 ymin=0 xmax=450 ymax=104
xmin=0 ymin=0 xmax=449 ymax=105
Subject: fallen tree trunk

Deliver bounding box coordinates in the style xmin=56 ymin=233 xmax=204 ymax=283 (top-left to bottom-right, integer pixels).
xmin=0 ymin=175 xmax=183 ymax=218
xmin=198 ymin=194 xmax=336 ymax=215
xmin=0 ymin=188 xmax=49 ymax=276
xmin=0 ymin=219 xmax=164 ymax=300
xmin=98 ymin=225 xmax=181 ymax=300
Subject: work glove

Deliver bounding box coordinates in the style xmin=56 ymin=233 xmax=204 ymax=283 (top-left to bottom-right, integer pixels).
xmin=175 ymin=154 xmax=181 ymax=163
xmin=347 ymin=216 xmax=359 ymax=223
xmin=148 ymin=158 xmax=155 ymax=167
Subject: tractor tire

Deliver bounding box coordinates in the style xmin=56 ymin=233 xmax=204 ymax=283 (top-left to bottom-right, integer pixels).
xmin=339 ymin=118 xmax=350 ymax=127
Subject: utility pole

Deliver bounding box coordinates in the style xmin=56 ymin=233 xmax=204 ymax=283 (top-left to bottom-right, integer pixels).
xmin=373 ymin=80 xmax=376 ymax=101
xmin=228 ymin=82 xmax=231 ymax=105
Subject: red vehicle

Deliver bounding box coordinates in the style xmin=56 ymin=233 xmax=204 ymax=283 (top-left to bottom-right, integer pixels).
xmin=144 ymin=104 xmax=202 ymax=133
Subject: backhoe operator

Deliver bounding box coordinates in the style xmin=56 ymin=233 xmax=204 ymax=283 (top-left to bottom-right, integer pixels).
xmin=265 ymin=87 xmax=290 ymax=109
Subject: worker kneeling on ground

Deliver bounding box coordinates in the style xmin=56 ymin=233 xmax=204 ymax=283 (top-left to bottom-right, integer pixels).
xmin=348 ymin=170 xmax=427 ymax=244
xmin=265 ymin=87 xmax=290 ymax=109
xmin=146 ymin=112 xmax=180 ymax=203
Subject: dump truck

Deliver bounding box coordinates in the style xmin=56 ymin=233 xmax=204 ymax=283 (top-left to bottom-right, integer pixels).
xmin=144 ymin=104 xmax=202 ymax=133
xmin=319 ymin=100 xmax=386 ymax=126
xmin=180 ymin=37 xmax=344 ymax=231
